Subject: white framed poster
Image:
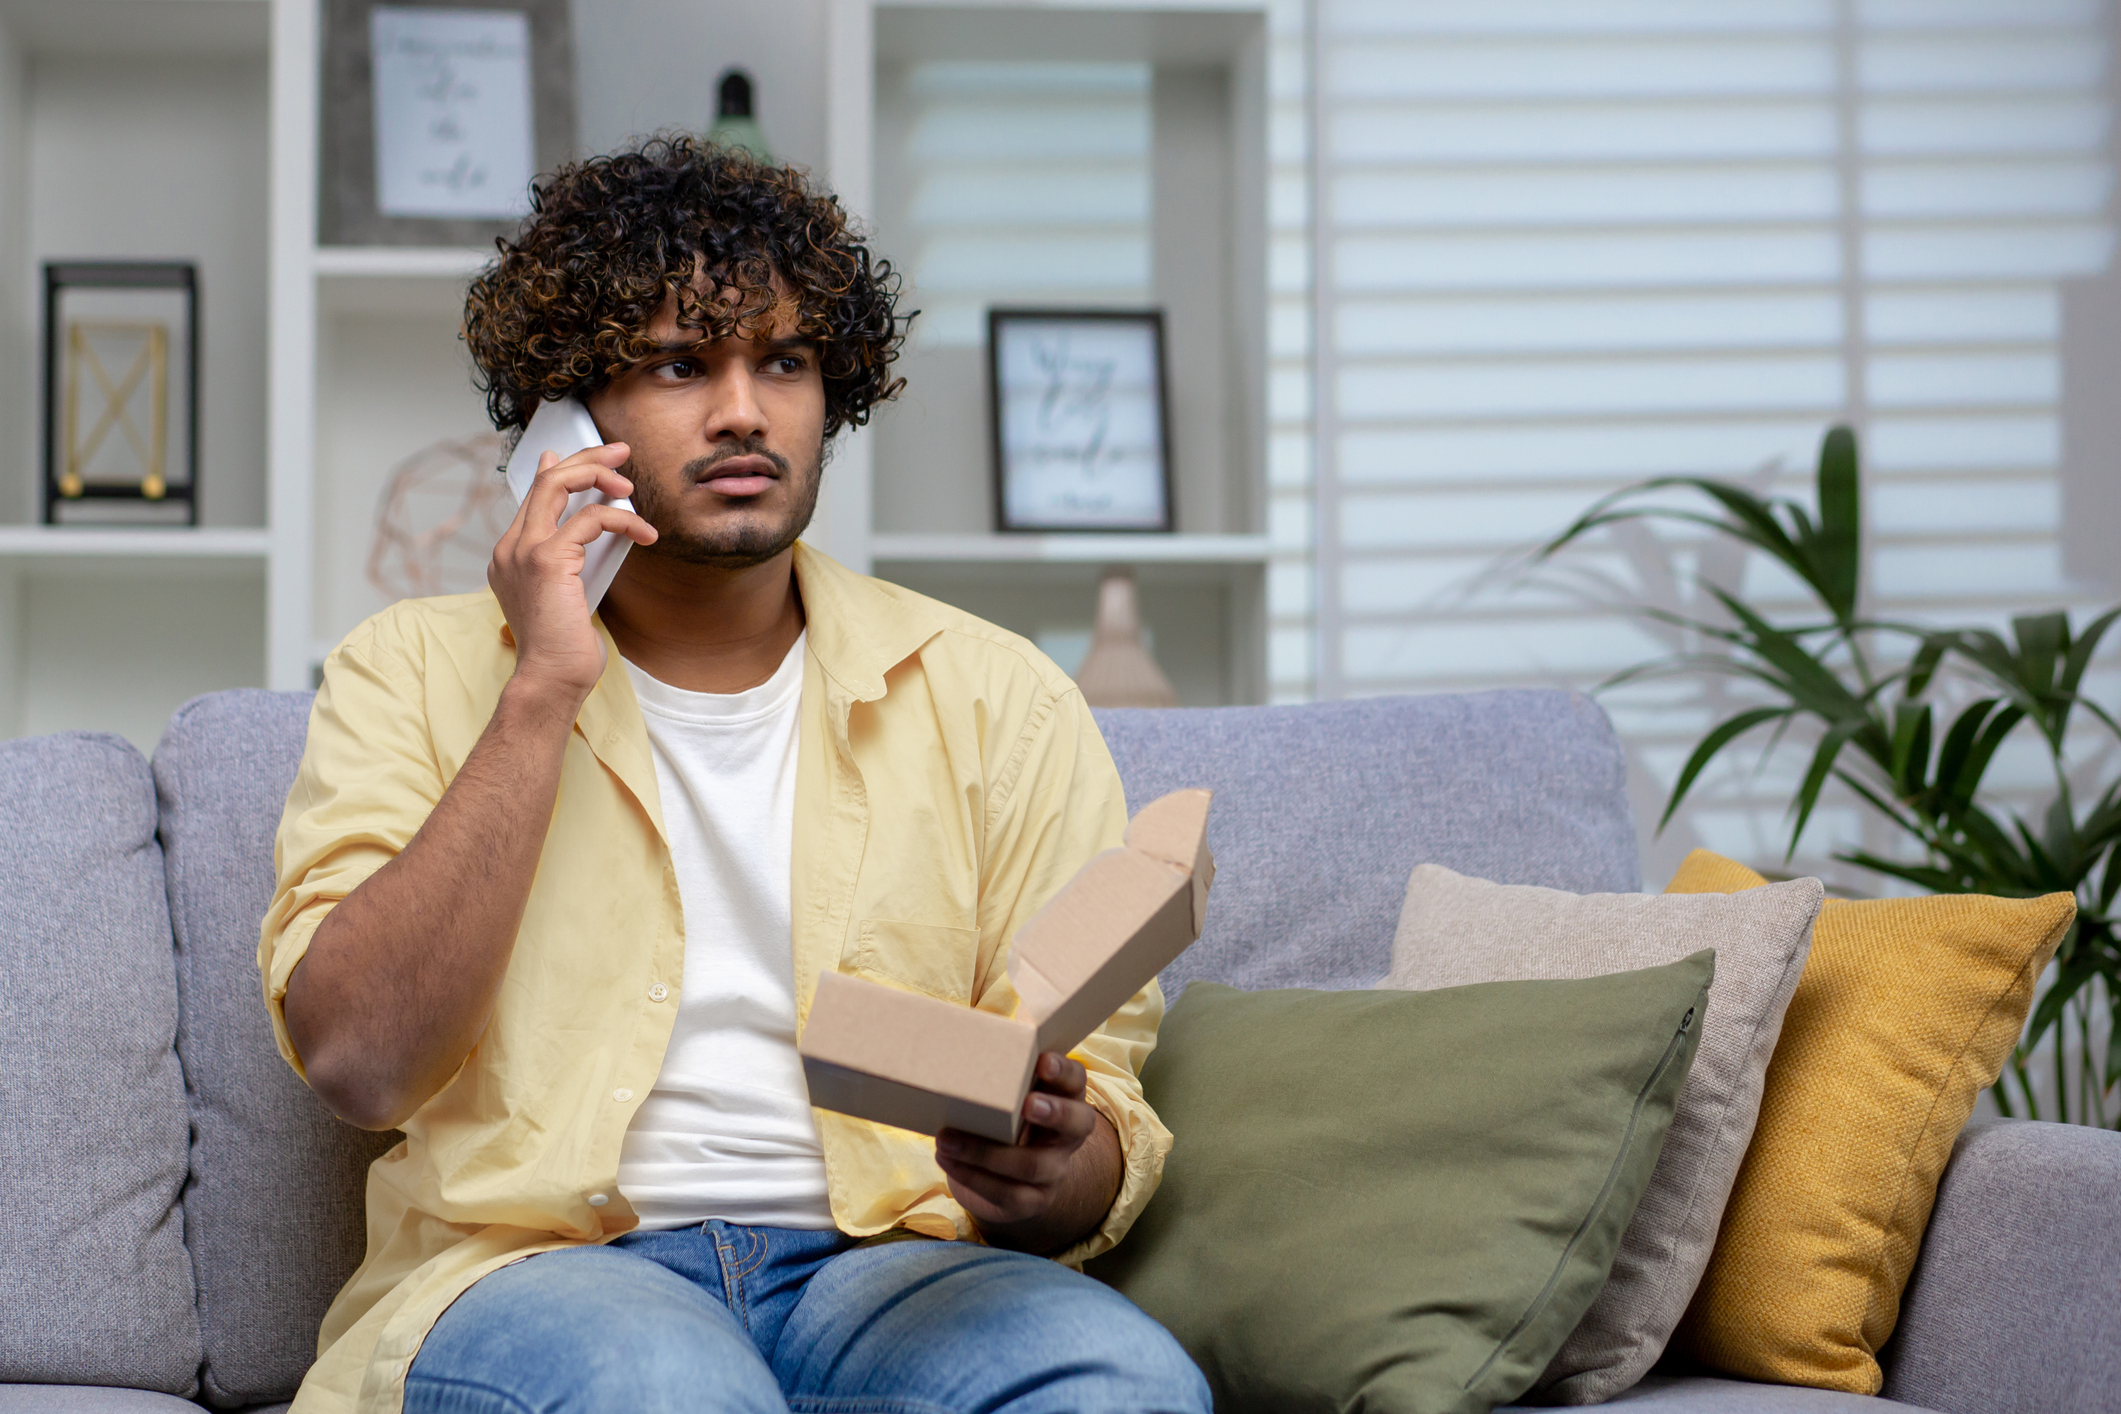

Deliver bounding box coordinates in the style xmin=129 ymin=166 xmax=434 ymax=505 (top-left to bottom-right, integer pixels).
xmin=989 ymin=309 xmax=1173 ymax=533
xmin=371 ymin=6 xmax=535 ymax=220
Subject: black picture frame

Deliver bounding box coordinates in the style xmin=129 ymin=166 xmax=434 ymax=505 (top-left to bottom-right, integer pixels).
xmin=43 ymin=261 xmax=199 ymax=527
xmin=320 ymin=0 xmax=576 ymax=247
xmin=988 ymin=307 xmax=1174 ymax=534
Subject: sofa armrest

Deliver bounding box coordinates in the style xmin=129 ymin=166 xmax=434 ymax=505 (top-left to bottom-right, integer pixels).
xmin=1881 ymin=1118 xmax=2121 ymax=1414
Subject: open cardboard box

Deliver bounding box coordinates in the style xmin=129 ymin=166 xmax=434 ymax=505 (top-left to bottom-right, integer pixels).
xmin=799 ymin=789 xmax=1215 ymax=1143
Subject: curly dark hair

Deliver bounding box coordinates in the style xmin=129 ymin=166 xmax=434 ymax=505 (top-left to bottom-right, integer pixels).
xmin=463 ymin=134 xmax=910 ymax=438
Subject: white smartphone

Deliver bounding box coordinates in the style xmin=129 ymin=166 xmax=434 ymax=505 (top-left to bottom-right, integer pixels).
xmin=504 ymin=396 xmax=635 ymax=612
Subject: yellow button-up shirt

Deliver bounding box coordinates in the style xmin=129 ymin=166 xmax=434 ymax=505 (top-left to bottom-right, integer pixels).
xmin=260 ymin=544 xmax=1172 ymax=1414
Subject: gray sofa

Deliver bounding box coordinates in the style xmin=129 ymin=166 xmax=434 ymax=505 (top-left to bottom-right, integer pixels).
xmin=1 ymin=687 xmax=2115 ymax=1413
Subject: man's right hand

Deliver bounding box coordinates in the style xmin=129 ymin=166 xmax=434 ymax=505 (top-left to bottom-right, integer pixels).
xmin=487 ymin=444 xmax=656 ymax=703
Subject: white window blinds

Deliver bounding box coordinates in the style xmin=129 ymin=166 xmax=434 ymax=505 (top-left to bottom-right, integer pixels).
xmin=1284 ymin=0 xmax=2115 ymax=879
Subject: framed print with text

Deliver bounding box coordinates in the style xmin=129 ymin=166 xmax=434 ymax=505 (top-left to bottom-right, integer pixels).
xmin=321 ymin=0 xmax=576 ymax=246
xmin=989 ymin=308 xmax=1173 ymax=533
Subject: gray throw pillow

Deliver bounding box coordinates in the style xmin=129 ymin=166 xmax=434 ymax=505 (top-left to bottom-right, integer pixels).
xmin=0 ymin=733 xmax=200 ymax=1394
xmin=1088 ymin=953 xmax=1712 ymax=1414
xmin=1383 ymin=865 xmax=1822 ymax=1404
xmin=154 ymin=689 xmax=400 ymax=1406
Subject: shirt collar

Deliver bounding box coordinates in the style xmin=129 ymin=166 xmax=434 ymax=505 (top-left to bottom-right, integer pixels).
xmin=788 ymin=541 xmax=946 ymax=705
xmin=523 ymin=541 xmax=946 ymax=825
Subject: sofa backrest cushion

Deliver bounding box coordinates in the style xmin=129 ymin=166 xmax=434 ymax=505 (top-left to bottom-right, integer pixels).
xmin=1093 ymin=690 xmax=1641 ymax=997
xmin=154 ymin=690 xmax=396 ymax=1408
xmin=1882 ymin=1118 xmax=2121 ymax=1414
xmin=0 ymin=732 xmax=201 ymax=1395
xmin=139 ymin=685 xmax=1634 ymax=1399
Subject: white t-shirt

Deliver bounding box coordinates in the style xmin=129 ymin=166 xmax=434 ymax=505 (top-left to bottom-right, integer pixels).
xmin=614 ymin=633 xmax=836 ymax=1230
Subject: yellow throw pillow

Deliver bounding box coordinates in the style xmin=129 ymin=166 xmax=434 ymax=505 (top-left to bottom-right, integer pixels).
xmin=1664 ymin=850 xmax=2074 ymax=1394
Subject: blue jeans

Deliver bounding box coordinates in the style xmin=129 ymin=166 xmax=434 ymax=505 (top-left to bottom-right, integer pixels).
xmin=403 ymin=1222 xmax=1210 ymax=1414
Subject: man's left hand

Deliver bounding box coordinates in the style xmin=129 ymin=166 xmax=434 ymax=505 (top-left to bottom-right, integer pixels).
xmin=934 ymin=1051 xmax=1123 ymax=1255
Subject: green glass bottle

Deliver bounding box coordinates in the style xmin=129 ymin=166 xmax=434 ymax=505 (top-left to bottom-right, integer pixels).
xmin=706 ymin=69 xmax=773 ymax=163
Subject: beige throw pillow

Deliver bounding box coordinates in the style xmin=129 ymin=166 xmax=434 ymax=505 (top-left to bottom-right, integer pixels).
xmin=1382 ymin=864 xmax=1823 ymax=1405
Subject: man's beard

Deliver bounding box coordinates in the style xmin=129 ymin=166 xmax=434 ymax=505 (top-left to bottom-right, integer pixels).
xmin=628 ymin=435 xmax=823 ymax=569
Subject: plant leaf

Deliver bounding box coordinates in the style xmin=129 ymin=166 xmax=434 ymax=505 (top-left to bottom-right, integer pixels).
xmin=2025 ymin=933 xmax=2095 ymax=1043
xmin=1892 ymin=702 xmax=1933 ymax=798
xmin=1834 ymin=767 xmax=1927 ymax=840
xmin=1705 ymin=585 xmax=1865 ymax=718
xmin=1930 ymin=698 xmax=1999 ymax=809
xmin=1657 ymin=707 xmax=1791 ymax=833
xmin=1953 ymin=804 xmax=2038 ymax=889
xmin=1814 ymin=425 xmax=1860 ymax=624
xmin=1787 ymin=718 xmax=1865 ymax=860
xmin=1837 ymin=848 xmax=1966 ymax=894
xmin=2043 ymin=791 xmax=2080 ymax=870
xmin=1536 ymin=475 xmax=1859 ymax=622
xmin=2058 ymin=605 xmax=2121 ymax=699
xmin=1955 ymin=706 xmax=2029 ymax=817
xmin=2012 ymin=611 xmax=2066 ymax=698
xmin=1904 ymin=636 xmax=1947 ymax=700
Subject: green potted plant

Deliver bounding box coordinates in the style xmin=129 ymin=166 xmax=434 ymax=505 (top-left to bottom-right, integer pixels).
xmin=1541 ymin=428 xmax=2119 ymax=1127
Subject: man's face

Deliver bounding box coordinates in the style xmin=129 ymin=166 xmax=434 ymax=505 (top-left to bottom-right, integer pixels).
xmin=585 ymin=287 xmax=826 ymax=569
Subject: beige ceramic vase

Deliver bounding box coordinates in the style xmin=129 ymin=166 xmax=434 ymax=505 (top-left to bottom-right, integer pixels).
xmin=1072 ymin=569 xmax=1180 ymax=709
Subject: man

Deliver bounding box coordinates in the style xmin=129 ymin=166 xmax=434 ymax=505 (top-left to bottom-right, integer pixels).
xmin=261 ymin=137 xmax=1207 ymax=1414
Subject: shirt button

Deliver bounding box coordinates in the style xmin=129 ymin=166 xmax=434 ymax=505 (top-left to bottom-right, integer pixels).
xmin=613 ymin=1088 xmax=633 ymax=1103
xmin=648 ymin=984 xmax=669 ymax=1002
xmin=587 ymin=1193 xmax=609 ymax=1208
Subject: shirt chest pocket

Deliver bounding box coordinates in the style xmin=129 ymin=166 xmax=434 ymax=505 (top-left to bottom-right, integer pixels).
xmin=851 ymin=918 xmax=982 ymax=1005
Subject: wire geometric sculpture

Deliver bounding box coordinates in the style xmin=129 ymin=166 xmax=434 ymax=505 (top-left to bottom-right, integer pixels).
xmin=368 ymin=433 xmax=513 ymax=601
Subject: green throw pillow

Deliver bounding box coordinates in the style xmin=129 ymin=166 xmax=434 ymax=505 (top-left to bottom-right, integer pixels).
xmin=1086 ymin=953 xmax=1713 ymax=1414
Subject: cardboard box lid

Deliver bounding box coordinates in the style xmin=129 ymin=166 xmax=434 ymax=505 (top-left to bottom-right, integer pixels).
xmin=1008 ymin=788 xmax=1214 ymax=1056
xmin=1120 ymin=786 xmax=1216 ymax=934
xmin=801 ymin=969 xmax=1035 ymax=1116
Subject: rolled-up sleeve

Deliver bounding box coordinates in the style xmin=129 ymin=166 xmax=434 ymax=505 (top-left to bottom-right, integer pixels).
xmin=973 ymin=682 xmax=1173 ymax=1268
xmin=258 ymin=621 xmax=443 ymax=1081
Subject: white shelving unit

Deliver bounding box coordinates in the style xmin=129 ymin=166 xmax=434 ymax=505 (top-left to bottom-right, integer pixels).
xmin=0 ymin=526 xmax=272 ymax=560
xmin=312 ymin=246 xmax=490 ymax=278
xmin=0 ymin=0 xmax=275 ymax=749
xmin=0 ymin=0 xmax=1271 ymax=751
